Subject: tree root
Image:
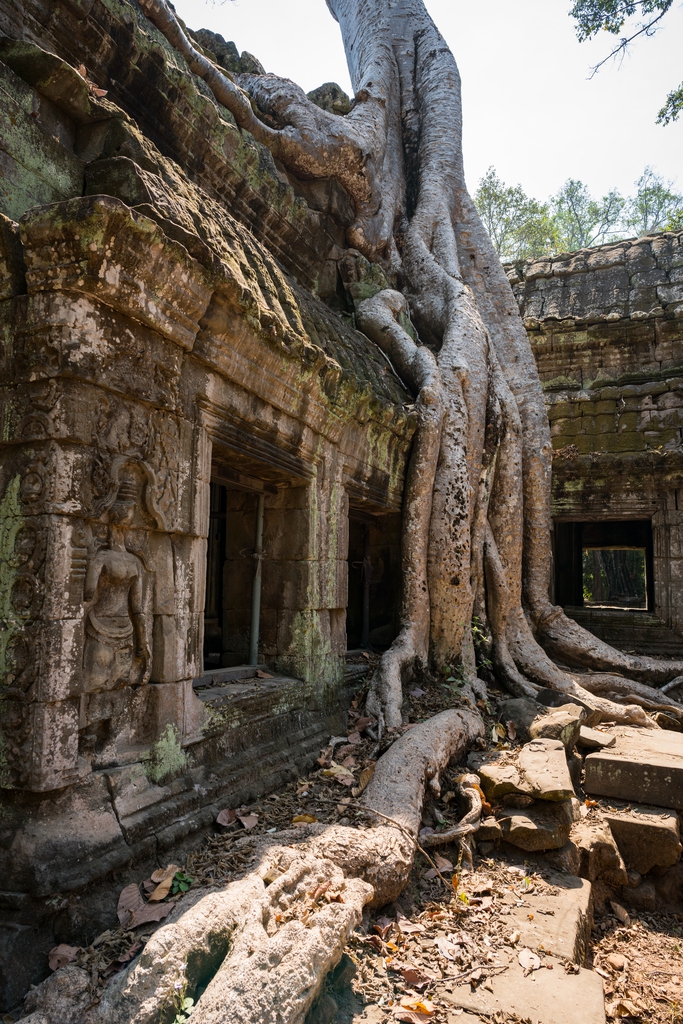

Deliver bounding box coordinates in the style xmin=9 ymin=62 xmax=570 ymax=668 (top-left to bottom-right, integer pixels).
xmin=420 ymin=772 xmax=483 ymax=848
xmin=42 ymin=709 xmax=480 ymax=1024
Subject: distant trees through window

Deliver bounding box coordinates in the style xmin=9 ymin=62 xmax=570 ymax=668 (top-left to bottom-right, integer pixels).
xmin=582 ymin=547 xmax=647 ymax=609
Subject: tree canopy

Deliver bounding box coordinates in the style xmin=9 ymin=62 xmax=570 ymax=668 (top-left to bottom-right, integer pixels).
xmin=569 ymin=0 xmax=682 ymax=124
xmin=474 ymin=165 xmax=683 ymax=262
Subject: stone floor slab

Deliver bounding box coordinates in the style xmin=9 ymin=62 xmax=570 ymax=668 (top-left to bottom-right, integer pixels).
xmin=583 ymin=726 xmax=683 ymax=809
xmin=441 ymin=956 xmax=605 ymax=1024
xmin=502 ymin=872 xmax=593 ymax=963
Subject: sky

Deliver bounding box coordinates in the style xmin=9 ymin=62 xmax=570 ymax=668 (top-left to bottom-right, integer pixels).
xmin=171 ymin=0 xmax=683 ymax=203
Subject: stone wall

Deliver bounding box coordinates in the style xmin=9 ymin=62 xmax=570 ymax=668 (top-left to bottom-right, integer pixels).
xmin=0 ymin=14 xmax=414 ymax=1005
xmin=509 ymin=233 xmax=683 ymax=637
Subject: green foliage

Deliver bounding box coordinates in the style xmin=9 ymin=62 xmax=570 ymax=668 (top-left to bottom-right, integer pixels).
xmin=569 ymin=0 xmax=680 ymax=123
xmin=171 ymin=871 xmax=194 ymax=895
xmin=476 ymin=166 xmax=683 ymax=259
xmin=551 ymin=179 xmax=624 ymax=250
xmin=172 ymin=996 xmax=194 ymax=1022
xmin=570 ymin=0 xmax=672 ymax=40
xmin=657 ymin=81 xmax=683 ymax=126
xmin=474 ymin=167 xmax=556 ymax=260
xmin=624 ymin=167 xmax=683 ymax=234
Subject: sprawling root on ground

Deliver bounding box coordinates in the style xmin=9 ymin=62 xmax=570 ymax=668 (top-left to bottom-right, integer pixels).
xmin=137 ymin=0 xmax=683 ymax=735
xmin=36 ymin=709 xmax=478 ymax=1024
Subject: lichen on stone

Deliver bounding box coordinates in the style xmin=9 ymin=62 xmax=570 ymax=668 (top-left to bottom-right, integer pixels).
xmin=142 ymin=724 xmax=189 ymax=785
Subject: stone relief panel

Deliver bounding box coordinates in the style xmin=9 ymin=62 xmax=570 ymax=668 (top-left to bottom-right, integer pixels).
xmin=0 ymin=439 xmax=205 ymax=789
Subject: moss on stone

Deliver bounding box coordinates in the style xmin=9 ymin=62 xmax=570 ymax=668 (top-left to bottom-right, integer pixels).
xmin=142 ymin=724 xmax=189 ymax=785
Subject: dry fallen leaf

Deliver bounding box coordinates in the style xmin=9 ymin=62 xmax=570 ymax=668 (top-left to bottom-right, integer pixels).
xmin=346 ymin=731 xmax=362 ymax=744
xmin=291 ymin=814 xmax=318 ymax=824
xmin=322 ymin=763 xmax=355 ymax=786
xmin=117 ymin=883 xmax=145 ymax=927
xmin=48 ymin=944 xmax=81 ymax=971
xmin=610 ymin=901 xmax=631 ymax=927
xmin=434 ymin=854 xmax=453 ymax=871
xmin=397 ymin=912 xmax=425 ymax=935
xmin=399 ymin=995 xmax=436 ymax=1016
xmin=518 ymin=947 xmax=541 ymax=973
xmin=607 ymin=998 xmax=642 ymax=1018
xmin=505 ymin=719 xmax=517 ymax=741
xmin=237 ymin=813 xmax=259 ymax=830
xmin=374 ymin=916 xmax=394 ymax=940
xmin=401 ymin=966 xmax=431 ymax=990
xmin=356 ymin=765 xmax=375 ymax=794
xmin=129 ymin=901 xmax=174 ymax=928
xmin=148 ymin=864 xmax=179 ymax=902
xmin=216 ymin=808 xmax=237 ymax=827
xmin=434 ymin=935 xmax=459 ymax=960
xmin=101 ymin=940 xmax=144 ymax=978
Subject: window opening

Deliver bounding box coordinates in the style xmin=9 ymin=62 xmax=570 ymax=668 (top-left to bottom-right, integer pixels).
xmin=554 ymin=519 xmax=653 ymax=611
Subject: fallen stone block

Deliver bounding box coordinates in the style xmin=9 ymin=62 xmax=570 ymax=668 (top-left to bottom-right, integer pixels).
xmin=578 ymin=726 xmax=616 ymax=751
xmin=470 ymin=738 xmax=575 ymax=804
xmin=518 ymin=738 xmax=576 ymax=801
xmin=653 ymin=861 xmax=683 ymax=914
xmin=530 ymin=704 xmax=584 ymax=749
xmin=535 ymin=687 xmax=602 ymax=727
xmin=602 ymin=803 xmax=682 ymax=874
xmin=584 ymin=726 xmax=683 ymax=809
xmin=498 ymin=798 xmax=580 ymax=852
xmin=622 ymin=879 xmax=657 ymax=913
xmin=473 ymin=758 xmax=532 ymax=801
xmin=21 ymin=965 xmax=92 ymax=1024
xmin=476 ymin=816 xmax=503 ymax=842
xmin=618 ymin=880 xmax=655 ymax=913
xmin=540 ymin=840 xmax=581 ymax=877
xmin=571 ymin=819 xmax=627 ymax=886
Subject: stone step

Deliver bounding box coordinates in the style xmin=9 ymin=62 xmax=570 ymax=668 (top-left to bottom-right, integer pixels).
xmin=601 ymin=801 xmax=682 ymax=874
xmin=583 ymin=726 xmax=683 ymax=809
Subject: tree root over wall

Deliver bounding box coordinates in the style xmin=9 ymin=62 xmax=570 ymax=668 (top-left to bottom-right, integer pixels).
xmin=31 ymin=0 xmax=678 ymax=1018
xmin=135 ymin=0 xmax=683 ymax=733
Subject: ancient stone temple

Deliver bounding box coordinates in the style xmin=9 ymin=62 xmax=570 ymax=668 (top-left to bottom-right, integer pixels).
xmin=0 ymin=0 xmax=682 ymax=1010
xmin=510 ymin=240 xmax=683 ymax=655
xmin=0 ymin=2 xmax=415 ymax=1003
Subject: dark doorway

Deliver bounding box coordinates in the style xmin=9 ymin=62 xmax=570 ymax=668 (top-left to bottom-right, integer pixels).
xmin=347 ymin=512 xmax=401 ymax=650
xmin=554 ymin=520 xmax=654 ymax=611
xmin=204 ymin=483 xmax=227 ymax=668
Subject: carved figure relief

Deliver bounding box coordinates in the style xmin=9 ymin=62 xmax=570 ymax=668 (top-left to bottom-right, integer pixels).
xmin=82 ymin=458 xmax=166 ymax=693
xmin=84 ymin=501 xmax=150 ymax=690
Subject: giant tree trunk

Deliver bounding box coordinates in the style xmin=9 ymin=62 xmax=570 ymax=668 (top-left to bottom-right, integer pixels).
xmin=138 ymin=0 xmax=683 ymax=731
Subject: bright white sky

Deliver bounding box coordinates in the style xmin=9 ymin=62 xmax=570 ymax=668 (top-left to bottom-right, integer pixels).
xmin=172 ymin=0 xmax=683 ymax=202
